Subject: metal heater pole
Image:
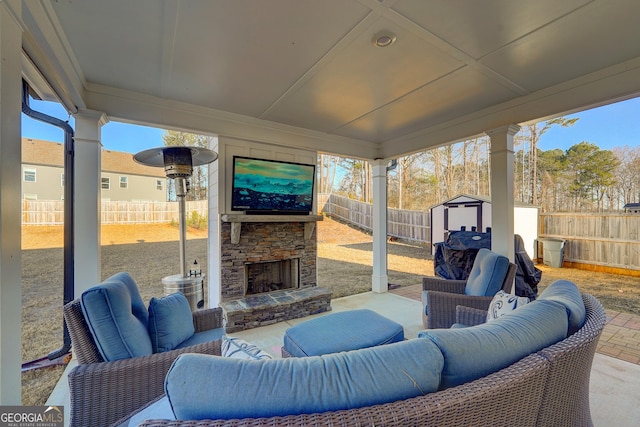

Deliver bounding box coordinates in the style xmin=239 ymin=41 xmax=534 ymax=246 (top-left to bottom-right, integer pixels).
xmin=176 ymin=177 xmax=188 ymax=278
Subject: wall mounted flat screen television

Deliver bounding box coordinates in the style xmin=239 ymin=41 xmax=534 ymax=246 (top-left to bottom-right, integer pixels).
xmin=231 ymin=156 xmax=315 ymax=214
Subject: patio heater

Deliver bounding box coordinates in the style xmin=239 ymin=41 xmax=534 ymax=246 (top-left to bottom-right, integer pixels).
xmin=134 ymin=146 xmax=217 ymax=310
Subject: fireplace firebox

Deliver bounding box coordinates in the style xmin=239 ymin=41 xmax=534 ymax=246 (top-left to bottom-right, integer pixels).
xmin=245 ymin=259 xmax=300 ymax=295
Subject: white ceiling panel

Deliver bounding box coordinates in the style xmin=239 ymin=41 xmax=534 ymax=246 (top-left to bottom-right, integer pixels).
xmin=335 ymin=67 xmax=518 ymax=142
xmin=481 ymin=0 xmax=640 ymax=92
xmin=23 ymin=0 xmax=640 ymax=159
xmin=263 ymin=16 xmax=464 ymax=133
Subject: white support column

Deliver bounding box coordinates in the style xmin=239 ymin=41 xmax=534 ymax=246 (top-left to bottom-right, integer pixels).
xmin=0 ymin=3 xmax=23 ymax=404
xmin=207 ymin=136 xmax=221 ymax=308
xmin=73 ymin=110 xmax=108 ymax=297
xmin=485 ymin=124 xmax=520 ymax=262
xmin=371 ymin=159 xmax=388 ymax=293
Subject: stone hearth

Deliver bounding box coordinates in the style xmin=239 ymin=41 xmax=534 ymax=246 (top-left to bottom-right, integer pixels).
xmin=219 ymin=215 xmax=331 ymax=332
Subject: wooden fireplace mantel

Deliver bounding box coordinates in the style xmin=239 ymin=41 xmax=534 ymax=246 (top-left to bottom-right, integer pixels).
xmin=221 ymin=214 xmax=323 ymax=244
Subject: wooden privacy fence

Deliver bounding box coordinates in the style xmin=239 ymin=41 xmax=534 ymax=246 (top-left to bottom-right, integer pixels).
xmin=318 ymin=194 xmax=431 ymax=244
xmin=539 ymin=213 xmax=640 ymax=272
xmin=22 ymin=200 xmax=208 ymax=225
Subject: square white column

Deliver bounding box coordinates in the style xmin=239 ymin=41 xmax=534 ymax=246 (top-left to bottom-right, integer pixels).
xmin=486 ymin=124 xmax=520 ymax=263
xmin=73 ymin=109 xmax=108 ymax=296
xmin=371 ymin=159 xmax=389 ymax=293
xmin=0 ymin=4 xmax=23 ymax=404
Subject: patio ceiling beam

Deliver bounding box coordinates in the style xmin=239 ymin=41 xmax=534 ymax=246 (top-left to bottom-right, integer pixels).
xmin=83 ymin=83 xmax=380 ymax=161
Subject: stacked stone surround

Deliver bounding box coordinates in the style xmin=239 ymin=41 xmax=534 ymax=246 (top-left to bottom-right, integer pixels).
xmin=219 ymin=219 xmax=331 ymax=331
xmin=222 ymin=287 xmax=332 ymax=333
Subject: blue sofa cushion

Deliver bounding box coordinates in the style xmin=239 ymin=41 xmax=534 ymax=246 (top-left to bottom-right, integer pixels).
xmin=148 ymin=293 xmax=195 ymax=353
xmin=81 ymin=273 xmax=152 ymax=361
xmin=419 ymin=299 xmax=568 ymax=389
xmin=165 ymin=339 xmax=443 ymax=420
xmin=283 ymin=309 xmax=404 ymax=357
xmin=465 ymin=248 xmax=510 ymax=296
xmin=537 ymin=279 xmax=586 ymax=335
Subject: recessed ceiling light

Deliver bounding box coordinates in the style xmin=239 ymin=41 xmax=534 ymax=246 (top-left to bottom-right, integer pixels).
xmin=372 ymin=31 xmax=397 ymax=48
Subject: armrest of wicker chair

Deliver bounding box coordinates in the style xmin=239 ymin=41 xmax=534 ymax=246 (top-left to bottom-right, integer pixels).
xmin=192 ymin=307 xmax=224 ymax=332
xmin=455 ymin=305 xmax=488 ymax=326
xmin=69 ymin=339 xmax=222 ymax=427
xmin=426 ymin=291 xmax=493 ymax=329
xmin=422 ymin=277 xmax=467 ymax=294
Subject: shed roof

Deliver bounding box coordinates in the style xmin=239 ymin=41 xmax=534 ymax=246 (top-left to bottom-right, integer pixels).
xmin=429 ymin=194 xmax=539 ymax=210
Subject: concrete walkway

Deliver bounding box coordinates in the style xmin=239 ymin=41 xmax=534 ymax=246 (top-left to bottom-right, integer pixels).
xmin=390 ymin=284 xmax=640 ymax=366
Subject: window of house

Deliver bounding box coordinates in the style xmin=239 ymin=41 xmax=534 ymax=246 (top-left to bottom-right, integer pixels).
xmin=101 ymin=177 xmax=110 ymax=190
xmin=120 ymin=176 xmax=128 ymax=189
xmin=156 ymin=179 xmax=164 ymax=191
xmin=24 ymin=168 xmax=36 ymax=182
xmin=61 ymin=173 xmax=65 ymax=187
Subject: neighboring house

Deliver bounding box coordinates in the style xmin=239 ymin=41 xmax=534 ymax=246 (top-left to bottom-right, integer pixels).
xmin=22 ymin=138 xmax=167 ymax=202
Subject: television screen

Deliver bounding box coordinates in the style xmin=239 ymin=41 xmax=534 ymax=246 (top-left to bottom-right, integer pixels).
xmin=231 ymin=156 xmax=315 ymax=214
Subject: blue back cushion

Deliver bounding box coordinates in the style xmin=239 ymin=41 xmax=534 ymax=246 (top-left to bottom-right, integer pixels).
xmin=465 ymin=248 xmax=510 ymax=296
xmin=165 ymin=339 xmax=444 ymax=420
xmin=419 ymin=299 xmax=568 ymax=389
xmin=148 ymin=293 xmax=195 ymax=353
xmin=81 ymin=273 xmax=152 ymax=361
xmin=537 ymin=279 xmax=586 ymax=335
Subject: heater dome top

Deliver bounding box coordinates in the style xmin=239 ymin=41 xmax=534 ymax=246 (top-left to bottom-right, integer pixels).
xmin=133 ymin=146 xmax=218 ymax=169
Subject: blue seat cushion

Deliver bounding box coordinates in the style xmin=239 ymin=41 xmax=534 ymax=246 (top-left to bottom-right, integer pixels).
xmin=465 ymin=248 xmax=510 ymax=296
xmin=148 ymin=293 xmax=195 ymax=353
xmin=283 ymin=309 xmax=404 ymax=357
xmin=419 ymin=299 xmax=568 ymax=389
xmin=81 ymin=273 xmax=152 ymax=361
xmin=175 ymin=327 xmax=225 ymax=349
xmin=165 ymin=339 xmax=443 ymax=420
xmin=537 ymin=279 xmax=586 ymax=335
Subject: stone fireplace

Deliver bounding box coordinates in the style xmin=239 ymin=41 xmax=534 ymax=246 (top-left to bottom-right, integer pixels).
xmin=219 ymin=215 xmax=332 ymax=332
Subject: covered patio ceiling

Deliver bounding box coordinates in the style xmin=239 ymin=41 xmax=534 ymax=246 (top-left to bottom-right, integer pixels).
xmin=17 ymin=0 xmax=640 ymax=160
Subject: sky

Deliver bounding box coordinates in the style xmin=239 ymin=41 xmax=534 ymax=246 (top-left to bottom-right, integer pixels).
xmin=22 ymin=95 xmax=640 ymax=155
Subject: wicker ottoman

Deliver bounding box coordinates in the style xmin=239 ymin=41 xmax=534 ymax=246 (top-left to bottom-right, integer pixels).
xmin=281 ymin=309 xmax=404 ymax=357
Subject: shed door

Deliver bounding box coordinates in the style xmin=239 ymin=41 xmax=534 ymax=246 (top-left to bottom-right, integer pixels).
xmin=445 ymin=202 xmax=482 ymax=233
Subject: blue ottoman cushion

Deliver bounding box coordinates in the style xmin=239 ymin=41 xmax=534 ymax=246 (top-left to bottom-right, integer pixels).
xmin=283 ymin=309 xmax=404 ymax=357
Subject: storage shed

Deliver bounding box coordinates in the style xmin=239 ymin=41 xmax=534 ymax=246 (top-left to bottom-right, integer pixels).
xmin=430 ymin=194 xmax=539 ymax=258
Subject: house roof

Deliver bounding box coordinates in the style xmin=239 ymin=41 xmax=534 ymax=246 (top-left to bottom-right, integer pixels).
xmin=18 ymin=0 xmax=640 ymax=160
xmin=22 ymin=138 xmax=167 ymax=178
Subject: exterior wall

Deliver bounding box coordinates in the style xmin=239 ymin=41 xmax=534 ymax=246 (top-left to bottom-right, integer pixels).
xmin=22 ymin=164 xmax=64 ymax=200
xmin=100 ymin=171 xmax=166 ymax=202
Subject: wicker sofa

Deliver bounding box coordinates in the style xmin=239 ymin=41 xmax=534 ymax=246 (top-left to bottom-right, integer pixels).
xmin=118 ymin=281 xmax=606 ymax=427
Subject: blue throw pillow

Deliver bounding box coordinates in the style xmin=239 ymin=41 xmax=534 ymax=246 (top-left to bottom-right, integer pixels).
xmin=165 ymin=339 xmax=444 ymax=420
xmin=148 ymin=293 xmax=195 ymax=353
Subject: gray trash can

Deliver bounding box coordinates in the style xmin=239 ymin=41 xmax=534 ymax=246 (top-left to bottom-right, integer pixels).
xmin=540 ymin=238 xmax=565 ymax=268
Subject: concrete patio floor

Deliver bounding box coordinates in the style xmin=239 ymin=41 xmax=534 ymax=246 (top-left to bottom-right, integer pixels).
xmin=48 ymin=291 xmax=640 ymax=426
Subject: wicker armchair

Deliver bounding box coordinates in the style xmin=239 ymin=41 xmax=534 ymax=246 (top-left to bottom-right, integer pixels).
xmin=63 ymin=299 xmax=224 ymax=427
xmin=422 ymin=253 xmax=517 ymax=329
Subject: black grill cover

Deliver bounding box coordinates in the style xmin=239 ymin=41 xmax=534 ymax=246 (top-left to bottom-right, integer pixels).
xmin=433 ymin=231 xmax=540 ymax=299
